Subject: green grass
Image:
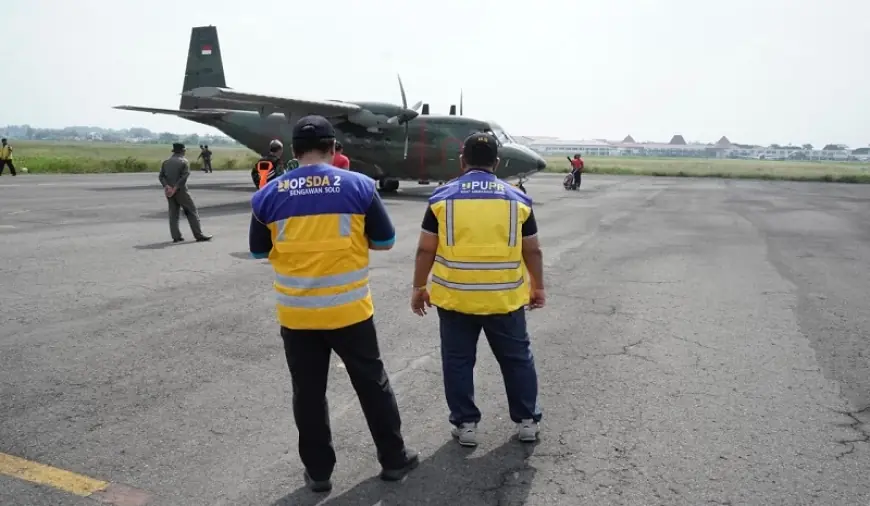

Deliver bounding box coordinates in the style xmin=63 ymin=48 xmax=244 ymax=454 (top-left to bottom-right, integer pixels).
xmin=543 ymin=156 xmax=870 ymax=183
xmin=7 ymin=141 xmax=870 ymax=183
xmin=8 ymin=140 xmax=258 ymax=174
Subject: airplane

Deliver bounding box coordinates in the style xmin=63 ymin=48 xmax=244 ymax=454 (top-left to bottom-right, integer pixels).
xmin=114 ymin=26 xmax=546 ymax=193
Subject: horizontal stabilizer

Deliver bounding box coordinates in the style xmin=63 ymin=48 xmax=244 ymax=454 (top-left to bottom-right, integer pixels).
xmin=113 ymin=105 xmax=226 ymax=119
xmin=182 ymin=87 xmax=362 ymax=116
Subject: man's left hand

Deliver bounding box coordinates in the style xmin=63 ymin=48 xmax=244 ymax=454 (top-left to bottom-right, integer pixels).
xmin=164 ymin=185 xmax=176 ymax=198
xmin=411 ymin=288 xmax=431 ymax=316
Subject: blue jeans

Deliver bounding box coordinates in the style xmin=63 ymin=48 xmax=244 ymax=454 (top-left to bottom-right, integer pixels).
xmin=437 ymin=307 xmax=542 ymax=426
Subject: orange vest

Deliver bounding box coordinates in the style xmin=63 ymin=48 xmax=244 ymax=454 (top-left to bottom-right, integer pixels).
xmin=256 ymin=160 xmax=274 ymax=188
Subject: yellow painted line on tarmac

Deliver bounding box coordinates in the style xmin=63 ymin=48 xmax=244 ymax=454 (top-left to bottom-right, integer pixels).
xmin=0 ymin=452 xmax=151 ymax=505
xmin=0 ymin=452 xmax=108 ymax=496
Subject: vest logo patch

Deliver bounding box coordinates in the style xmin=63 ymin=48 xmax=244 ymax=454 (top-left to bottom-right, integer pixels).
xmin=278 ymin=174 xmax=343 ymax=195
xmin=460 ymin=180 xmax=506 ymax=193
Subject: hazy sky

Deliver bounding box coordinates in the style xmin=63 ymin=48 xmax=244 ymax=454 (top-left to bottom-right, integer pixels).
xmin=3 ymin=0 xmax=868 ymax=147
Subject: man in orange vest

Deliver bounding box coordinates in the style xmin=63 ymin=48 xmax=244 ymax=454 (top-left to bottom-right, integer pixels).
xmin=251 ymin=139 xmax=285 ymax=189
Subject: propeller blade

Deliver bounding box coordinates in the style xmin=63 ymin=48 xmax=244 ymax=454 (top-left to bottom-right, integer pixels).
xmin=410 ymin=100 xmax=423 ymax=111
xmin=403 ymin=123 xmax=409 ymax=159
xmin=397 ymin=74 xmax=408 ymax=110
xmin=460 ymin=90 xmax=464 ymax=116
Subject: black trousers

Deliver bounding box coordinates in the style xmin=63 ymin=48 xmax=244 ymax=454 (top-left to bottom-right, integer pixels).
xmin=281 ymin=317 xmax=406 ymax=480
xmin=0 ymin=160 xmax=15 ymax=176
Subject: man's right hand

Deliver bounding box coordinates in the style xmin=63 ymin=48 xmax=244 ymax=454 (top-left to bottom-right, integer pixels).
xmin=164 ymin=185 xmax=176 ymax=198
xmin=529 ymin=288 xmax=546 ymax=309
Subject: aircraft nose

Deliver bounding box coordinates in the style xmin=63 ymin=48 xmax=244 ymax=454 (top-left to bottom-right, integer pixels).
xmin=536 ymin=158 xmax=547 ymax=171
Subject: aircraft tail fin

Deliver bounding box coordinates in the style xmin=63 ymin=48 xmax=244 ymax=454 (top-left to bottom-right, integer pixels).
xmin=180 ymin=26 xmax=227 ymax=110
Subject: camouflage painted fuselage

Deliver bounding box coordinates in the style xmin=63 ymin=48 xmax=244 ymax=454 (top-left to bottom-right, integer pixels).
xmin=186 ymin=107 xmax=545 ymax=183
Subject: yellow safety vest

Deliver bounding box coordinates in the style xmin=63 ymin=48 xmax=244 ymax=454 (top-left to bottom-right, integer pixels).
xmin=250 ymin=164 xmax=375 ymax=330
xmin=0 ymin=145 xmax=11 ymax=160
xmin=427 ymin=170 xmax=533 ymax=315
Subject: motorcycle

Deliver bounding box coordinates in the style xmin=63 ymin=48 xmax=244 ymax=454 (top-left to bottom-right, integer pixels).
xmin=563 ymin=173 xmax=580 ymax=190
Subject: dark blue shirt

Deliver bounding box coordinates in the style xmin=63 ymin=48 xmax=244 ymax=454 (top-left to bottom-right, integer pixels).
xmin=249 ymin=178 xmax=395 ymax=258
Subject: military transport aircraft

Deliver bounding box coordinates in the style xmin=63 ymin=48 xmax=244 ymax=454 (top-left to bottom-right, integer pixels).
xmin=114 ymin=26 xmax=546 ymax=192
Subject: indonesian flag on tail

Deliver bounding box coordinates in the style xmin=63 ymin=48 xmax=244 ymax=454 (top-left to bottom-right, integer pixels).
xmin=201 ymin=45 xmax=212 ymax=55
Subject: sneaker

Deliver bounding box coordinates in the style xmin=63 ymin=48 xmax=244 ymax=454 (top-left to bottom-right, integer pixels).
xmin=303 ymin=470 xmax=332 ymax=493
xmin=517 ymin=419 xmax=539 ymax=442
xmin=380 ymin=448 xmax=419 ymax=481
xmin=451 ymin=422 xmax=478 ymax=447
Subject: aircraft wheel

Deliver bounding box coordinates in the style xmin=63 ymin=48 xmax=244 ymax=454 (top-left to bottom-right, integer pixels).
xmin=378 ymin=178 xmax=399 ymax=192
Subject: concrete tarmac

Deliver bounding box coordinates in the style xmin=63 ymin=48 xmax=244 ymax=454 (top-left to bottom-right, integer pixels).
xmin=0 ymin=171 xmax=868 ymax=505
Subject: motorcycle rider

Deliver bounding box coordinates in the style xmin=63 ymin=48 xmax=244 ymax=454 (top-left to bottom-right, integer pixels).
xmin=252 ymin=139 xmax=286 ymax=189
xmin=566 ymin=154 xmax=584 ymax=189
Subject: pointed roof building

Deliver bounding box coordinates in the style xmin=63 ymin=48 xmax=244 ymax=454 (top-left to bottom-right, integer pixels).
xmin=669 ymin=134 xmax=687 ymax=145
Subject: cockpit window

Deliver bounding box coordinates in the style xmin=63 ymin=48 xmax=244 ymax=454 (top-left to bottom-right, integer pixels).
xmin=486 ymin=122 xmax=514 ymax=145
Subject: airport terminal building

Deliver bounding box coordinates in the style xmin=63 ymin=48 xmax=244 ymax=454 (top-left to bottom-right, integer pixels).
xmin=515 ymin=135 xmax=864 ymax=161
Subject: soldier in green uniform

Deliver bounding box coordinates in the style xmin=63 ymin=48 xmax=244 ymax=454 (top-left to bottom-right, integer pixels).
xmin=158 ymin=143 xmax=213 ymax=243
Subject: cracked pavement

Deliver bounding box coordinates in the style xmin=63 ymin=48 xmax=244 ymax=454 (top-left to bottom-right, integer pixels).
xmin=1 ymin=172 xmax=869 ymax=505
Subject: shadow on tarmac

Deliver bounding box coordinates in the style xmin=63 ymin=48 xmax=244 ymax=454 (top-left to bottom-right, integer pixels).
xmin=272 ymin=438 xmax=537 ymax=506
xmin=139 ymin=201 xmax=254 ymax=220
xmin=133 ymin=240 xmax=197 ymax=250
xmin=91 ymin=182 xmax=254 ymax=194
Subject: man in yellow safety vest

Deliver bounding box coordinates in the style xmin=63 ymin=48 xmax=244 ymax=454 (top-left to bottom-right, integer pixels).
xmin=409 ymin=131 xmax=546 ymax=448
xmin=0 ymin=138 xmax=16 ymax=176
xmin=249 ymin=115 xmax=418 ymax=493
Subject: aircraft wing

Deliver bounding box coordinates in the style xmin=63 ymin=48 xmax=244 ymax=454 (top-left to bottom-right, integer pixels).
xmin=113 ymin=105 xmax=227 ymax=119
xmin=182 ymin=87 xmax=362 ymax=117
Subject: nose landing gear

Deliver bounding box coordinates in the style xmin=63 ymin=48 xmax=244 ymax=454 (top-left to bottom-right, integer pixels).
xmin=378 ymin=178 xmax=399 ymax=192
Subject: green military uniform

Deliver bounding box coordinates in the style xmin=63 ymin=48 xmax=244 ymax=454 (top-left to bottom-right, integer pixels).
xmin=158 ymin=143 xmax=212 ymax=243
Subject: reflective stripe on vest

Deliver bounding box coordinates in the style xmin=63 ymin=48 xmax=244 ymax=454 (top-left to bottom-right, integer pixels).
xmin=276 ymin=284 xmax=370 ymax=308
xmin=431 ymin=275 xmax=524 ymax=291
xmin=273 ymin=213 xmax=369 ymax=309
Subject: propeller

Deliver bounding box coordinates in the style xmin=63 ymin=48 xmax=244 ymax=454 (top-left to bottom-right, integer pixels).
xmin=385 ymin=74 xmax=423 ymax=159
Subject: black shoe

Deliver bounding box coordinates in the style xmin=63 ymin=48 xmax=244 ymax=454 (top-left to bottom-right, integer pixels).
xmin=380 ymin=448 xmax=419 ymax=481
xmin=195 ymin=235 xmax=212 ymax=242
xmin=303 ymin=470 xmax=332 ymax=493
xmin=173 ymin=237 xmax=185 ymax=243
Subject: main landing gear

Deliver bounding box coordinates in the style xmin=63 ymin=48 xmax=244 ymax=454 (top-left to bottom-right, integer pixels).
xmin=378 ymin=178 xmax=399 ymax=193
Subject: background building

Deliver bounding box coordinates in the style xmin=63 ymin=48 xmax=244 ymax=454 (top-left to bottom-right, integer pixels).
xmin=517 ymin=134 xmax=868 ymax=161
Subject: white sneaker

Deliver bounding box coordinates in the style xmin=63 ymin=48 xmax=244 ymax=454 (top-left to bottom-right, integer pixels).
xmin=517 ymin=419 xmax=540 ymax=442
xmin=451 ymin=422 xmax=478 ymax=447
